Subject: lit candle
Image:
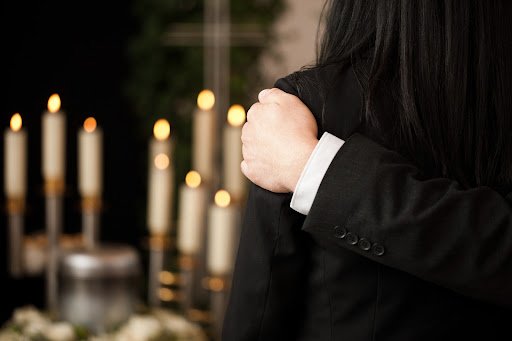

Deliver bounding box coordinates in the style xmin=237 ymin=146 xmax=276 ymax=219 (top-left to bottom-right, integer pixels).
xmin=223 ymin=105 xmax=247 ymax=202
xmin=42 ymin=94 xmax=66 ymax=186
xmin=193 ymin=90 xmax=217 ymax=184
xmin=147 ymin=120 xmax=174 ymax=236
xmin=177 ymin=171 xmax=207 ymax=255
xmin=78 ymin=117 xmax=103 ymax=199
xmin=150 ymin=119 xmax=172 ymax=160
xmin=4 ymin=114 xmax=27 ymax=199
xmin=207 ymin=190 xmax=238 ymax=275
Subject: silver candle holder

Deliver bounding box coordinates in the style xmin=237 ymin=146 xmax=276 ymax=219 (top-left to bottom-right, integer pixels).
xmin=178 ymin=253 xmax=200 ymax=313
xmin=44 ymin=178 xmax=65 ymax=315
xmin=147 ymin=235 xmax=171 ymax=307
xmin=6 ymin=198 xmax=26 ymax=278
xmin=203 ymin=274 xmax=231 ymax=341
xmin=81 ymin=196 xmax=101 ymax=249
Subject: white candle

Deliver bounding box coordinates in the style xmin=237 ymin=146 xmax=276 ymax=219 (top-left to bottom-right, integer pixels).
xmin=150 ymin=119 xmax=173 ymax=160
xmin=78 ymin=117 xmax=103 ymax=198
xmin=192 ymin=90 xmax=217 ymax=184
xmin=42 ymin=94 xmax=66 ymax=182
xmin=4 ymin=113 xmax=27 ymax=198
xmin=207 ymin=190 xmax=239 ymax=275
xmin=177 ymin=171 xmax=207 ymax=255
xmin=223 ymin=105 xmax=247 ymax=202
xmin=147 ymin=119 xmax=174 ymax=236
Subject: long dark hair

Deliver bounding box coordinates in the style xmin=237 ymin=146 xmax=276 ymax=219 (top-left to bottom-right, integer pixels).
xmin=317 ymin=0 xmax=512 ymax=192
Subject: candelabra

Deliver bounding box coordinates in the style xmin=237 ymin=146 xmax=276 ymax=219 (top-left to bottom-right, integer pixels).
xmin=147 ymin=235 xmax=171 ymax=307
xmin=6 ymin=198 xmax=25 ymax=278
xmin=179 ymin=254 xmax=198 ymax=313
xmin=44 ymin=178 xmax=65 ymax=315
xmin=203 ymin=274 xmax=231 ymax=341
xmin=81 ymin=196 xmax=101 ymax=249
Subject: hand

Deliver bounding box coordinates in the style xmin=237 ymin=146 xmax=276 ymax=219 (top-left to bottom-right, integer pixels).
xmin=241 ymin=88 xmax=319 ymax=193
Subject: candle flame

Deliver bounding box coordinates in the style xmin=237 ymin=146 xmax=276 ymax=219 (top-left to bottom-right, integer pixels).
xmin=197 ymin=90 xmax=215 ymax=111
xmin=185 ymin=171 xmax=201 ymax=188
xmin=215 ymin=190 xmax=231 ymax=208
xmin=159 ymin=271 xmax=177 ymax=285
xmin=10 ymin=113 xmax=22 ymax=132
xmin=154 ymin=119 xmax=170 ymax=140
xmin=209 ymin=277 xmax=225 ymax=292
xmin=154 ymin=153 xmax=170 ymax=170
xmin=227 ymin=104 xmax=246 ymax=127
xmin=158 ymin=288 xmax=175 ymax=302
xmin=48 ymin=94 xmax=61 ymax=113
xmin=83 ymin=117 xmax=97 ymax=133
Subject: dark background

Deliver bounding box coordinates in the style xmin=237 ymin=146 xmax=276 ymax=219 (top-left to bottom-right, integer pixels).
xmin=0 ymin=0 xmax=282 ymax=324
xmin=0 ymin=0 xmax=143 ymax=322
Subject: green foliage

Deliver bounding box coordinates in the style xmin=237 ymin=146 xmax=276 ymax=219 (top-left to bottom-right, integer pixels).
xmin=126 ymin=0 xmax=284 ymax=122
xmin=125 ymin=0 xmax=284 ymax=233
xmin=74 ymin=325 xmax=90 ymax=340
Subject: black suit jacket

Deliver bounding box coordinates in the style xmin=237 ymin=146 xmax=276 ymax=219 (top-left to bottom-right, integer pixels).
xmin=223 ymin=65 xmax=512 ymax=340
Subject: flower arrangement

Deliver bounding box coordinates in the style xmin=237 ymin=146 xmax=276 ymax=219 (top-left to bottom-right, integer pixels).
xmin=0 ymin=306 xmax=207 ymax=341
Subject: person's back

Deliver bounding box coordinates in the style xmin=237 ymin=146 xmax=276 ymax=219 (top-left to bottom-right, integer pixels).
xmin=316 ymin=0 xmax=512 ymax=193
xmin=280 ymin=64 xmax=512 ymax=340
xmin=223 ymin=1 xmax=512 ymax=340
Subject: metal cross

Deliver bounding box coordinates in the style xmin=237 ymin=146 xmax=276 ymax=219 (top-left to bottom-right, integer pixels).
xmin=162 ymin=0 xmax=265 ymax=189
xmin=163 ymin=0 xmax=266 ymax=116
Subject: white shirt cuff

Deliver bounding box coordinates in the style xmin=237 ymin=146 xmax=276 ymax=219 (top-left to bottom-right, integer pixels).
xmin=290 ymin=132 xmax=345 ymax=215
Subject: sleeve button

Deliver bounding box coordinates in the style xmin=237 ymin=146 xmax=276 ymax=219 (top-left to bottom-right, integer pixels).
xmin=371 ymin=243 xmax=385 ymax=256
xmin=346 ymin=233 xmax=359 ymax=245
xmin=358 ymin=238 xmax=371 ymax=251
xmin=333 ymin=226 xmax=347 ymax=239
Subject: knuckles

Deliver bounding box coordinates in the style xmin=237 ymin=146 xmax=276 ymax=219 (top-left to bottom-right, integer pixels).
xmin=246 ymin=102 xmax=261 ymax=122
xmin=241 ymin=123 xmax=249 ymax=144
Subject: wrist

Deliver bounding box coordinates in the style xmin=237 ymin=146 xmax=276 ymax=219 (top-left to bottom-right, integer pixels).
xmin=287 ymin=137 xmax=318 ymax=192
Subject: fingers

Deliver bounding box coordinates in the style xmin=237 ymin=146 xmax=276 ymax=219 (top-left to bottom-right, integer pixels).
xmin=258 ymin=89 xmax=270 ymax=102
xmin=258 ymin=88 xmax=286 ymax=103
xmin=246 ymin=102 xmax=260 ymax=122
xmin=249 ymin=88 xmax=290 ymax=122
xmin=241 ymin=122 xmax=247 ymax=144
xmin=240 ymin=160 xmax=249 ymax=179
xmin=241 ymin=143 xmax=248 ymax=160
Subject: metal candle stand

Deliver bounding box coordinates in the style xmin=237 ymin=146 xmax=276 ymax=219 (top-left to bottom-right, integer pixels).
xmin=44 ymin=178 xmax=65 ymax=315
xmin=179 ymin=254 xmax=199 ymax=313
xmin=7 ymin=198 xmax=25 ymax=278
xmin=147 ymin=235 xmax=171 ymax=307
xmin=81 ymin=197 xmax=101 ymax=249
xmin=204 ymin=274 xmax=231 ymax=341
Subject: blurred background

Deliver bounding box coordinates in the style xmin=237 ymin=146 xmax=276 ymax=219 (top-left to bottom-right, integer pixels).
xmin=0 ymin=0 xmax=322 ymax=327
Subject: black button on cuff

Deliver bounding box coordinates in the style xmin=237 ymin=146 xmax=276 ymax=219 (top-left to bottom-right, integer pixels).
xmin=371 ymin=243 xmax=385 ymax=256
xmin=333 ymin=226 xmax=347 ymax=239
xmin=346 ymin=233 xmax=359 ymax=245
xmin=358 ymin=238 xmax=371 ymax=251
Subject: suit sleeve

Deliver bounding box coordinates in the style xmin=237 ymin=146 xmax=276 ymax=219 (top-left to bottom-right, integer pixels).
xmin=302 ymin=132 xmax=512 ymax=307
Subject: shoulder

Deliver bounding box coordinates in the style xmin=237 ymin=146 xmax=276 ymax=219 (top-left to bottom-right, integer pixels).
xmin=273 ymin=64 xmax=363 ymax=138
xmin=274 ymin=65 xmax=335 ymax=106
xmin=273 ymin=65 xmax=339 ymax=126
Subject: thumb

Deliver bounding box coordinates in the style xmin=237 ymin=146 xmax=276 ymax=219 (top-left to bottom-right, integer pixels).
xmin=258 ymin=88 xmax=286 ymax=103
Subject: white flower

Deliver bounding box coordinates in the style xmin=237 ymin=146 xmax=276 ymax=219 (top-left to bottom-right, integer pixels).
xmin=3 ymin=305 xmax=207 ymax=341
xmin=0 ymin=329 xmax=31 ymax=341
xmin=12 ymin=306 xmax=51 ymax=338
xmin=23 ymin=319 xmax=49 ymax=338
xmin=115 ymin=315 xmax=162 ymax=341
xmin=153 ymin=309 xmax=207 ymax=341
xmin=13 ymin=306 xmax=49 ymax=327
xmin=43 ymin=322 xmax=76 ymax=341
xmin=89 ymin=336 xmax=114 ymax=341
